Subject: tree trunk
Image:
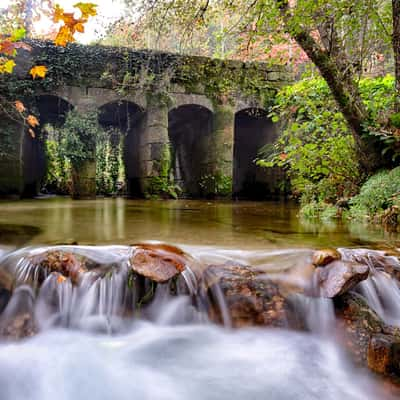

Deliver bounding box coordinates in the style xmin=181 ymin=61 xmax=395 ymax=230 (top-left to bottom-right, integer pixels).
xmin=393 ymin=0 xmax=400 ymax=112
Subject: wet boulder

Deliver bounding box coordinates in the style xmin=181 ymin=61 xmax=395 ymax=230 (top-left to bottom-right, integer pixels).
xmin=315 ymin=260 xmax=369 ymax=298
xmin=368 ymin=334 xmax=400 ymax=375
xmin=26 ymin=250 xmax=88 ymax=285
xmin=130 ymin=244 xmax=187 ymax=284
xmin=334 ymin=291 xmax=400 ymax=369
xmin=202 ymin=263 xmax=303 ymax=329
xmin=312 ymin=248 xmax=341 ymax=267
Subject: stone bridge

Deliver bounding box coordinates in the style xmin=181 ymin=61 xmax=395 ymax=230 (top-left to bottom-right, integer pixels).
xmin=0 ymin=40 xmax=290 ymax=199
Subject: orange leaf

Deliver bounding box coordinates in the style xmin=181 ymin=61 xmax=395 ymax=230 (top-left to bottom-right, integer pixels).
xmin=15 ymin=100 xmax=25 ymax=113
xmin=27 ymin=115 xmax=39 ymax=127
xmin=57 ymin=274 xmax=67 ymax=284
xmin=28 ymin=128 xmax=36 ymax=138
xmin=53 ymin=4 xmax=65 ymax=23
xmin=75 ymin=22 xmax=85 ymax=33
xmin=0 ymin=40 xmax=17 ymax=56
xmin=54 ymin=25 xmax=75 ymax=46
xmin=30 ymin=65 xmax=48 ymax=79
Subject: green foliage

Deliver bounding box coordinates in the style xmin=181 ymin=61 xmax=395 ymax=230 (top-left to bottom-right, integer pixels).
xmin=60 ymin=109 xmax=100 ymax=168
xmin=259 ymin=75 xmax=399 ymax=209
xmin=258 ymin=77 xmax=361 ymax=205
xmin=44 ymin=113 xmax=125 ymax=196
xmin=146 ymin=144 xmax=181 ymax=199
xmin=389 ymin=112 xmax=400 ymax=128
xmin=44 ymin=126 xmax=71 ymax=194
xmin=199 ymin=172 xmax=232 ymax=197
xmin=348 ymin=167 xmax=400 ymax=218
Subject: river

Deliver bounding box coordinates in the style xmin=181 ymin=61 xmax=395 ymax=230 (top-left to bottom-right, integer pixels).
xmin=0 ymin=198 xmax=398 ymax=400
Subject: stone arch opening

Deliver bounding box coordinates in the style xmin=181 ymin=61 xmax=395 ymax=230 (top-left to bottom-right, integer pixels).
xmin=22 ymin=95 xmax=73 ymax=197
xmin=98 ymin=101 xmax=146 ymax=197
xmin=233 ymin=108 xmax=283 ymax=199
xmin=168 ymin=104 xmax=213 ymax=198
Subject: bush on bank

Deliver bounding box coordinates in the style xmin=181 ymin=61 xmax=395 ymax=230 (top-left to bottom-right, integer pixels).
xmin=258 ymin=75 xmax=399 ymax=226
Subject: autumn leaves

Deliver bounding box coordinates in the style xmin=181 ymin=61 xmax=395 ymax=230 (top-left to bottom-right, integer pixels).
xmin=53 ymin=3 xmax=97 ymax=46
xmin=0 ymin=2 xmax=97 ymax=137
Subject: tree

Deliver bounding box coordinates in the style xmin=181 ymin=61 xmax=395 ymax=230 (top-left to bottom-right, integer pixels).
xmin=126 ymin=0 xmax=398 ymax=174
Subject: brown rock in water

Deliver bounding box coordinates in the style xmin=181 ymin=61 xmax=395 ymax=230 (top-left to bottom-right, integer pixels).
xmin=334 ymin=291 xmax=400 ymax=370
xmin=202 ymin=263 xmax=303 ymax=329
xmin=130 ymin=245 xmax=186 ymax=283
xmin=368 ymin=334 xmax=400 ymax=375
xmin=315 ymin=260 xmax=369 ymax=298
xmin=312 ymin=248 xmax=341 ymax=267
xmin=27 ymin=250 xmax=87 ymax=284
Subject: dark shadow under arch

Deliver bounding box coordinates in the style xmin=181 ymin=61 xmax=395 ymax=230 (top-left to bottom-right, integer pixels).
xmin=233 ymin=108 xmax=284 ymax=200
xmin=168 ymin=104 xmax=213 ymax=198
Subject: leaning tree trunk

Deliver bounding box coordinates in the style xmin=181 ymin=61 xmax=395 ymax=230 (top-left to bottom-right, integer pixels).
xmin=277 ymin=1 xmax=384 ymax=175
xmin=393 ymin=0 xmax=400 ymax=113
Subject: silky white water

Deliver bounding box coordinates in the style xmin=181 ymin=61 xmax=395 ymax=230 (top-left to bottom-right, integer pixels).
xmin=0 ymin=319 xmax=388 ymax=400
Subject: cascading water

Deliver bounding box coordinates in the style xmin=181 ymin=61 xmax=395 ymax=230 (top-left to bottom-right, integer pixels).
xmin=339 ymin=248 xmax=400 ymax=325
xmin=0 ymin=244 xmax=397 ymax=399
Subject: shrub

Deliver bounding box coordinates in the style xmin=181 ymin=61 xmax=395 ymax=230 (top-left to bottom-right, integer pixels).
xmin=349 ymin=166 xmax=400 ymax=218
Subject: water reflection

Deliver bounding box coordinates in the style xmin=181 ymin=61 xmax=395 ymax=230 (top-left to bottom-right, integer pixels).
xmin=0 ymin=197 xmax=398 ymax=248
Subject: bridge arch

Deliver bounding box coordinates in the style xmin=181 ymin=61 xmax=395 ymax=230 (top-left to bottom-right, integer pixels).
xmin=233 ymin=107 xmax=282 ymax=199
xmin=22 ymin=95 xmax=73 ymax=197
xmin=98 ymin=100 xmax=146 ymax=197
xmin=168 ymin=104 xmax=213 ymax=197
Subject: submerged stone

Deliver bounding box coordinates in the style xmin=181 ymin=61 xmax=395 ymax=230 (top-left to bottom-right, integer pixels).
xmin=315 ymin=260 xmax=369 ymax=298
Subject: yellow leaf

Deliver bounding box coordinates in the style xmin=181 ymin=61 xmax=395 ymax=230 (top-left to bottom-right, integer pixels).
xmin=30 ymin=65 xmax=48 ymax=79
xmin=27 ymin=115 xmax=39 ymax=127
xmin=28 ymin=128 xmax=36 ymax=138
xmin=15 ymin=100 xmax=25 ymax=113
xmin=0 ymin=59 xmax=16 ymax=74
xmin=74 ymin=3 xmax=98 ymax=19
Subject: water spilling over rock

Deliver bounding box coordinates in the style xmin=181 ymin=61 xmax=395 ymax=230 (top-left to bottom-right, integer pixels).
xmin=0 ymin=244 xmax=399 ymax=398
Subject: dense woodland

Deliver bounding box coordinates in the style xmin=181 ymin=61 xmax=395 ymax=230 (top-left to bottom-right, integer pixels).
xmin=1 ymin=0 xmax=400 ymax=227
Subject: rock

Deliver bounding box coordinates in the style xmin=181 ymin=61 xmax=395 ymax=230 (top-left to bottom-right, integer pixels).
xmin=1 ymin=312 xmax=36 ymax=340
xmin=368 ymin=334 xmax=400 ymax=375
xmin=312 ymin=248 xmax=341 ymax=267
xmin=27 ymin=250 xmax=88 ymax=285
xmin=315 ymin=260 xmax=369 ymax=298
xmin=334 ymin=292 xmax=386 ymax=365
xmin=130 ymin=244 xmax=187 ymax=284
xmin=202 ymin=263 xmax=303 ymax=329
xmin=334 ymin=291 xmax=400 ymax=374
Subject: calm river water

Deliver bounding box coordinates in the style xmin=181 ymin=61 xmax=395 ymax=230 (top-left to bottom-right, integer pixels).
xmin=0 ymin=197 xmax=398 ymax=249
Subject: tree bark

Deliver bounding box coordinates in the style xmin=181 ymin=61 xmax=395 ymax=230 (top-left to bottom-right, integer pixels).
xmin=393 ymin=0 xmax=400 ymax=112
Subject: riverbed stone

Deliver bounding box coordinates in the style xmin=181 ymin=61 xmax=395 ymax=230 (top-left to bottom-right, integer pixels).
xmin=130 ymin=244 xmax=187 ymax=283
xmin=315 ymin=260 xmax=369 ymax=298
xmin=312 ymin=248 xmax=341 ymax=267
xmin=202 ymin=263 xmax=303 ymax=329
